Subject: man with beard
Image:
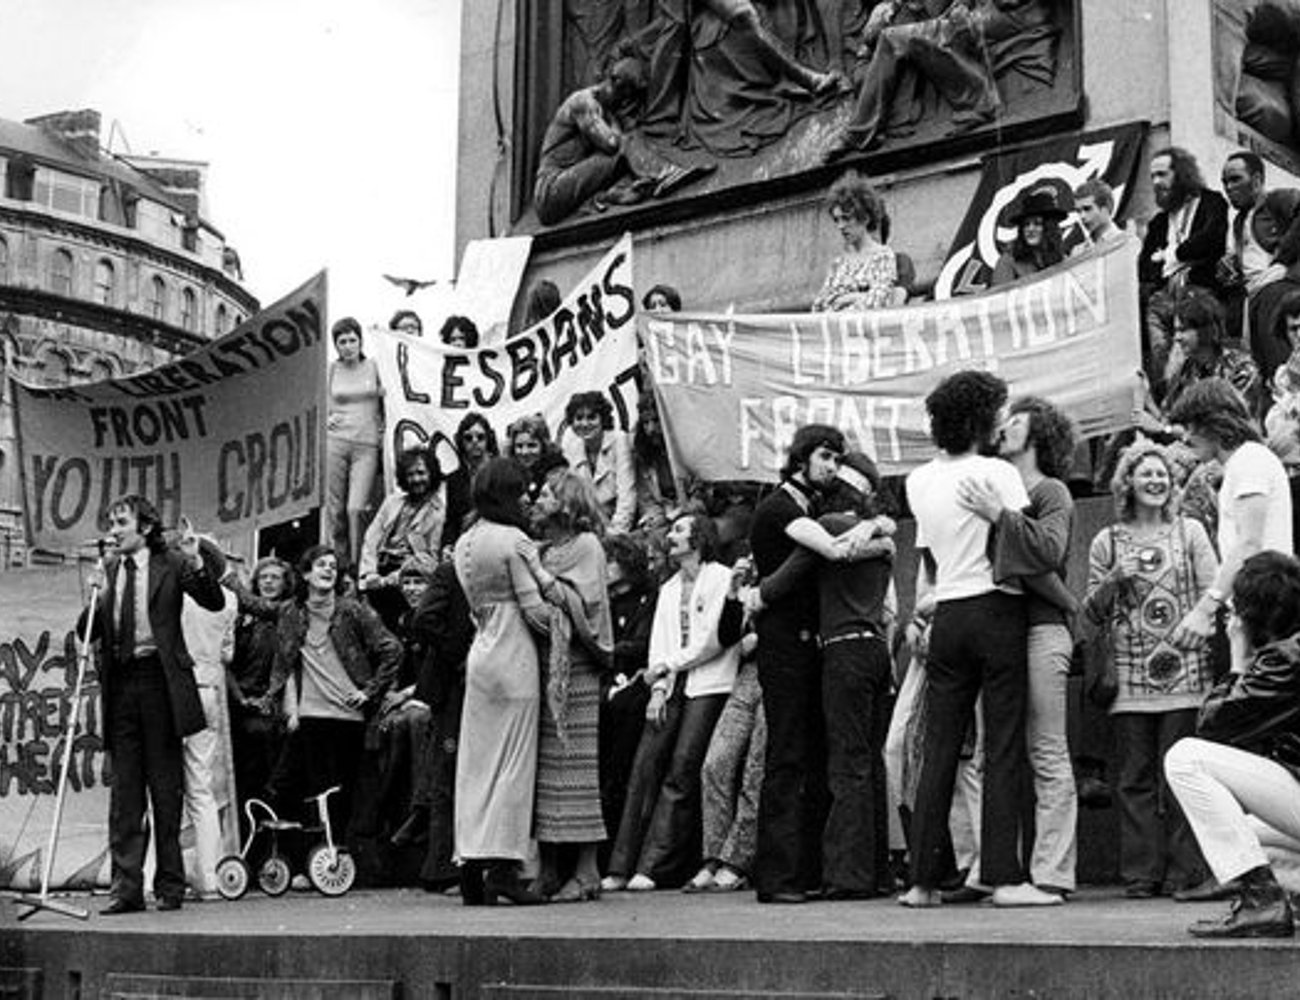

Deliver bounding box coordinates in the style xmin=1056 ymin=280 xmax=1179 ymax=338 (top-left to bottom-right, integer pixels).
xmin=747 ymin=425 xmax=883 ymax=903
xmin=900 ymin=370 xmax=1055 ymax=908
xmin=1138 ymin=147 xmax=1229 ymax=298
xmin=359 ymin=448 xmax=448 ymax=631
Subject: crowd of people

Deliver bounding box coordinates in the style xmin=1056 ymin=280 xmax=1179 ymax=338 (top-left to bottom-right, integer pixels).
xmin=81 ymin=148 xmax=1300 ymax=945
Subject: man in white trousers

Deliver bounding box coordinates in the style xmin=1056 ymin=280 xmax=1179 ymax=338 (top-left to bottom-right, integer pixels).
xmin=1165 ymin=550 xmax=1300 ymax=938
xmin=179 ymin=539 xmax=238 ymax=898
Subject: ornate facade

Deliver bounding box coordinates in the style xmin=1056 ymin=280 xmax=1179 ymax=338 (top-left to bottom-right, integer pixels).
xmin=0 ymin=109 xmax=258 ymax=564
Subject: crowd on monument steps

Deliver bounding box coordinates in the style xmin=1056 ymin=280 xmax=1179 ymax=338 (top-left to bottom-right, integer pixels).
xmin=90 ymin=148 xmax=1300 ymax=941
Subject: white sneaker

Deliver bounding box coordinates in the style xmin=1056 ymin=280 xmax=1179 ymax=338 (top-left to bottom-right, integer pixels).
xmin=683 ymin=867 xmax=715 ymax=893
xmin=991 ymin=883 xmax=1063 ymax=907
xmin=897 ymin=886 xmax=942 ymax=908
xmin=600 ymin=875 xmax=628 ymax=892
xmin=627 ymin=873 xmax=657 ymax=892
xmin=708 ymin=867 xmax=749 ymax=892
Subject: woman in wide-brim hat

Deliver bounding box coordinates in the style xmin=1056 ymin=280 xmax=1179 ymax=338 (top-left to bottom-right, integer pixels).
xmin=991 ymin=187 xmax=1069 ymax=287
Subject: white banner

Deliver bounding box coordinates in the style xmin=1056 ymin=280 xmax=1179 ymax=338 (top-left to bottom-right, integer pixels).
xmin=373 ymin=235 xmax=641 ymax=474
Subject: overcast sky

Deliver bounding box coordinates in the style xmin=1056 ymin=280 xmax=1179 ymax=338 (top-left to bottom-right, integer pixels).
xmin=5 ymin=0 xmax=462 ymax=325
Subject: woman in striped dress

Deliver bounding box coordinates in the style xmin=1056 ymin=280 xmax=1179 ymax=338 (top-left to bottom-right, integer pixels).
xmin=521 ymin=471 xmax=614 ymax=902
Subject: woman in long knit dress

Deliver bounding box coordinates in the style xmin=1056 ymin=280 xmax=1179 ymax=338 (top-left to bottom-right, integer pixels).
xmin=452 ymin=458 xmax=549 ymax=906
xmin=521 ymin=470 xmax=615 ymax=902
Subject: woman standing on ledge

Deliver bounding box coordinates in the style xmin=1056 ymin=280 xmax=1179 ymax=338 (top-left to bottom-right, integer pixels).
xmin=811 ymin=171 xmax=899 ymax=313
xmin=326 ymin=317 xmax=384 ymax=571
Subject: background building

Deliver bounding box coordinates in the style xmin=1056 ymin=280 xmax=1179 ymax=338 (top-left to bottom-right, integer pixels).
xmin=0 ymin=108 xmax=258 ymax=564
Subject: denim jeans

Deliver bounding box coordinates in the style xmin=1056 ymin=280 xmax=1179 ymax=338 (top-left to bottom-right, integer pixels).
xmin=1114 ymin=709 xmax=1208 ymax=890
xmin=1025 ymin=623 xmax=1078 ymax=890
xmin=325 ymin=435 xmax=379 ymax=562
xmin=701 ymin=660 xmax=766 ymax=875
xmin=637 ymin=693 xmax=728 ymax=885
xmin=608 ymin=685 xmax=685 ymax=877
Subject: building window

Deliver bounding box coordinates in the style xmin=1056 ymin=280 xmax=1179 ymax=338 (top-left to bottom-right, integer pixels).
xmin=0 ymin=236 xmax=8 ymax=283
xmin=93 ymin=259 xmax=115 ymax=306
xmin=48 ymin=249 xmax=74 ymax=296
xmin=136 ymin=199 xmax=181 ymax=248
xmin=33 ymin=169 xmax=100 ymax=218
xmin=147 ymin=275 xmax=168 ymax=320
xmin=181 ymin=287 xmax=197 ymax=332
xmin=5 ymin=156 xmax=35 ymax=201
xmin=215 ymin=303 xmax=228 ymax=334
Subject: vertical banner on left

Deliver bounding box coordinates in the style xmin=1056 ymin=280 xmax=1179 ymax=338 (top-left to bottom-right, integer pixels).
xmin=13 ymin=273 xmax=328 ymax=551
xmin=0 ymin=563 xmax=109 ymax=889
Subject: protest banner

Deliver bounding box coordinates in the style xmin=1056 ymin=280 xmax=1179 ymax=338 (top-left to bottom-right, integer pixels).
xmin=454 ymin=235 xmax=535 ymax=343
xmin=373 ymin=235 xmax=640 ymax=477
xmin=0 ymin=563 xmax=109 ymax=890
xmin=648 ymin=239 xmax=1142 ymax=483
xmin=13 ymin=274 xmax=328 ymax=553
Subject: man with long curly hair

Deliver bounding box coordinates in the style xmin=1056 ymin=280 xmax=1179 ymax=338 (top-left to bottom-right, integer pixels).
xmin=901 ymin=370 xmax=1056 ymax=907
xmin=1138 ymin=146 xmax=1229 ymax=297
xmin=957 ymin=395 xmax=1079 ymax=901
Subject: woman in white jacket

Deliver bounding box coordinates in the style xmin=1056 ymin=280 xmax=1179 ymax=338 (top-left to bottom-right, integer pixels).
xmin=602 ymin=512 xmax=740 ymax=890
xmin=559 ymin=391 xmax=637 ymax=534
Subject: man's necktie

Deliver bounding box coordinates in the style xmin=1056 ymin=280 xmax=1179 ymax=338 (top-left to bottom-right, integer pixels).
xmin=119 ymin=558 xmax=136 ymax=663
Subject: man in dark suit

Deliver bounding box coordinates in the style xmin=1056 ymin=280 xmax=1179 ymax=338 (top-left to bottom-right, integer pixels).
xmin=1138 ymin=146 xmax=1229 ymax=296
xmin=80 ymin=495 xmax=225 ymax=915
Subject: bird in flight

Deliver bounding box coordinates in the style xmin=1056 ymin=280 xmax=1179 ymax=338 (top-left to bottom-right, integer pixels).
xmin=383 ymin=274 xmax=441 ymax=296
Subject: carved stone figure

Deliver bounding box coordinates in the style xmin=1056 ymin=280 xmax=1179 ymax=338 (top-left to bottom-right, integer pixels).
xmin=821 ymin=0 xmax=1059 ymax=162
xmin=524 ymin=0 xmax=1071 ymax=226
xmin=628 ymin=0 xmax=846 ymax=155
xmin=534 ymin=57 xmax=715 ymax=225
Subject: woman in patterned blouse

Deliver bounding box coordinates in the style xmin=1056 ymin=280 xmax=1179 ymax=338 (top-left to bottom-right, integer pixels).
xmin=811 ymin=170 xmax=899 ymax=312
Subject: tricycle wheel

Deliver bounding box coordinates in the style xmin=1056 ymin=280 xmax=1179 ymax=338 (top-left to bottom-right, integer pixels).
xmin=257 ymin=854 xmax=292 ymax=896
xmin=306 ymin=845 xmax=356 ymax=896
xmin=215 ymin=855 xmax=250 ymax=900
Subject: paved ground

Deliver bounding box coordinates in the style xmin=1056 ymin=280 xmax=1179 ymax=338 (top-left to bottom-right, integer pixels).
xmin=6 ymin=884 xmax=1281 ymax=948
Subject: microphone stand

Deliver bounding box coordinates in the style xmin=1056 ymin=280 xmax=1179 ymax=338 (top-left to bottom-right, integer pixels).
xmin=14 ymin=544 xmax=104 ymax=921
